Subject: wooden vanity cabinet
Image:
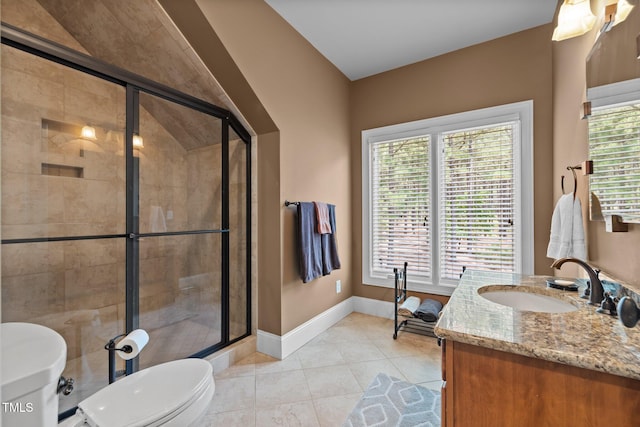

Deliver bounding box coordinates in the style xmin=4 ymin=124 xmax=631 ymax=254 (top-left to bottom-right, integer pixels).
xmin=441 ymin=339 xmax=640 ymax=427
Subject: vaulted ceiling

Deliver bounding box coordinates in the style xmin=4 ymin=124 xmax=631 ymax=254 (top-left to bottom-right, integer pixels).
xmin=33 ymin=0 xmax=241 ymax=149
xmin=265 ymin=0 xmax=559 ymax=80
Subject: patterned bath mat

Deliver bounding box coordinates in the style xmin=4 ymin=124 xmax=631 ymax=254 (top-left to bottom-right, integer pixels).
xmin=343 ymin=373 xmax=441 ymax=427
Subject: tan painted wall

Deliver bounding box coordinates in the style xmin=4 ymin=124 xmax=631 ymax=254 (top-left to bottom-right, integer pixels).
xmin=555 ymin=1 xmax=640 ymax=287
xmin=350 ymin=24 xmax=555 ymax=301
xmin=551 ymin=13 xmax=593 ymax=280
xmin=192 ymin=0 xmax=352 ymax=335
xmin=165 ymin=0 xmax=640 ymax=337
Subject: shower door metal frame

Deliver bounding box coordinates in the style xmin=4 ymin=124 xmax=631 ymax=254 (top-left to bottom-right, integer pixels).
xmin=1 ymin=22 xmax=252 ymax=418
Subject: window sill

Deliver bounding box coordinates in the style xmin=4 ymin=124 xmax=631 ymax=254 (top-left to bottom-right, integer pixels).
xmin=362 ymin=278 xmax=455 ymax=297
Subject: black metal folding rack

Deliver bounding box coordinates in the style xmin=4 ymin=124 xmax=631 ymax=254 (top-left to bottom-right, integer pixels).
xmin=393 ymin=262 xmax=437 ymax=339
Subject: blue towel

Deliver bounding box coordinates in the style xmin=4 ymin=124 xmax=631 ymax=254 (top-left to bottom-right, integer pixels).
xmin=414 ymin=299 xmax=443 ymax=323
xmin=321 ymin=204 xmax=341 ymax=275
xmin=297 ymin=202 xmax=323 ymax=283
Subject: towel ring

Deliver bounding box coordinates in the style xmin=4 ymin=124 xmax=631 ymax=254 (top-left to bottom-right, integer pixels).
xmin=566 ymin=166 xmax=579 ymax=200
xmin=561 ymin=174 xmax=575 ymax=197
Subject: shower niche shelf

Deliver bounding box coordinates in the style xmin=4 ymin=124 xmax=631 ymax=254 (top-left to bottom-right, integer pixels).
xmin=41 ymin=163 xmax=84 ymax=178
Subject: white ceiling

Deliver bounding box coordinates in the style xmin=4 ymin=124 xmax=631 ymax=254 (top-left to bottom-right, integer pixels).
xmin=265 ymin=0 xmax=559 ymax=80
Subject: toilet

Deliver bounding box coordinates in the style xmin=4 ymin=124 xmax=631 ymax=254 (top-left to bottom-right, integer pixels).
xmin=2 ymin=322 xmax=67 ymax=427
xmin=1 ymin=323 xmax=215 ymax=427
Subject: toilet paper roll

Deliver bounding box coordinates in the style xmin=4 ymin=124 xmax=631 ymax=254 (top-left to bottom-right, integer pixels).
xmin=115 ymin=329 xmax=149 ymax=360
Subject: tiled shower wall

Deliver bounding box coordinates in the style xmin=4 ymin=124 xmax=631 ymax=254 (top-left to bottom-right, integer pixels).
xmin=1 ymin=25 xmax=248 ymax=411
xmin=1 ymin=45 xmax=128 ymax=359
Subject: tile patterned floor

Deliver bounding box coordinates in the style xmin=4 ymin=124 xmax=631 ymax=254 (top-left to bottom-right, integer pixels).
xmin=203 ymin=312 xmax=442 ymax=426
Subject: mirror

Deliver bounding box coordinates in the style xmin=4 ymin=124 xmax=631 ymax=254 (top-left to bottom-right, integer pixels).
xmin=587 ymin=1 xmax=640 ymax=224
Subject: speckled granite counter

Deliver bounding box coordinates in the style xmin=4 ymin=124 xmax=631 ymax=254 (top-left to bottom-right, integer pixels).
xmin=434 ymin=270 xmax=640 ymax=381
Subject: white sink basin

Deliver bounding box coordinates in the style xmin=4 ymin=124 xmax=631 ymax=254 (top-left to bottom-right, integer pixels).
xmin=479 ymin=288 xmax=578 ymax=313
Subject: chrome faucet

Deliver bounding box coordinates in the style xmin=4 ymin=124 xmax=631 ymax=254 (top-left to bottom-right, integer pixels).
xmin=550 ymin=257 xmax=604 ymax=306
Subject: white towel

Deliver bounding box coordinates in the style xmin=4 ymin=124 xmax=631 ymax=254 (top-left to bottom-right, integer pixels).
xmin=398 ymin=296 xmax=421 ymax=317
xmin=547 ymin=194 xmax=586 ymax=260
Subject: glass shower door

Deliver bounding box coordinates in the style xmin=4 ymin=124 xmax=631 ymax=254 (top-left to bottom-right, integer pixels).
xmin=136 ymin=91 xmax=226 ymax=368
xmin=228 ymin=128 xmax=250 ymax=341
xmin=1 ymin=26 xmax=252 ymax=419
xmin=1 ymin=44 xmax=127 ymax=413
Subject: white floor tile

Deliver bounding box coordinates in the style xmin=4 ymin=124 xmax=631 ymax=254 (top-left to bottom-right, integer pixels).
xmin=205 ymin=313 xmax=439 ymax=426
xmin=255 ymin=401 xmax=320 ymax=427
xmin=255 ymin=370 xmax=312 ymax=408
xmin=312 ymin=392 xmax=362 ymax=427
xmin=303 ymin=364 xmax=362 ymax=399
xmin=208 ymin=376 xmax=256 ymax=414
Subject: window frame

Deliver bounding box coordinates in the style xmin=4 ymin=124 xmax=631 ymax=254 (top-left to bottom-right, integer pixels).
xmin=587 ymin=77 xmax=640 ymax=109
xmin=587 ymin=77 xmax=640 ymax=223
xmin=362 ymin=100 xmax=534 ymax=295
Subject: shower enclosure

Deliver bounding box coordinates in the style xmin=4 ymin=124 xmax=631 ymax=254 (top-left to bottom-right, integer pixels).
xmin=1 ymin=24 xmax=251 ymax=417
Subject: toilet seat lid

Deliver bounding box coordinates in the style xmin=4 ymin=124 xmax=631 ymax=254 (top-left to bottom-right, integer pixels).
xmin=78 ymin=358 xmax=213 ymax=427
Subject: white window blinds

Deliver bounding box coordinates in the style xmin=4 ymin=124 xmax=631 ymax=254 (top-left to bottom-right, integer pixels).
xmin=370 ymin=137 xmax=430 ymax=279
xmin=439 ymin=123 xmax=517 ymax=280
xmin=362 ymin=100 xmax=533 ymax=294
xmin=588 ymin=102 xmax=640 ymax=221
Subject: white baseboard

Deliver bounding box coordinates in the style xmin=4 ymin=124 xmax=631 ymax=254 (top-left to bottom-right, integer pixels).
xmin=257 ymin=297 xmax=354 ymax=359
xmin=256 ymin=329 xmax=283 ymax=360
xmin=352 ymin=296 xmax=395 ymax=320
xmin=227 ymin=296 xmax=420 ymax=364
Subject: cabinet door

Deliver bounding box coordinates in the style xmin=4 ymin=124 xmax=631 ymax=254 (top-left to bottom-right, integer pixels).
xmin=441 ymin=381 xmax=448 ymax=427
xmin=441 ymin=339 xmax=455 ymax=426
xmin=448 ymin=341 xmax=640 ymax=427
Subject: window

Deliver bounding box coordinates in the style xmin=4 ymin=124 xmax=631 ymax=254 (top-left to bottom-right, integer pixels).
xmin=362 ymin=101 xmax=534 ymax=295
xmin=370 ymin=136 xmax=431 ymax=279
xmin=587 ymin=78 xmax=640 ymax=223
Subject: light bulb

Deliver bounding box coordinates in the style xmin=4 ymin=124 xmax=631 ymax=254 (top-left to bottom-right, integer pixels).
xmin=81 ymin=125 xmax=96 ymax=140
xmin=133 ymin=134 xmax=144 ymax=148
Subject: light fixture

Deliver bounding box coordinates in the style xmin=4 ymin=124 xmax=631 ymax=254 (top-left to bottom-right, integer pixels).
xmin=602 ymin=0 xmax=635 ymax=32
xmin=552 ymin=0 xmax=596 ymax=41
xmin=613 ymin=0 xmax=634 ymax=26
xmin=601 ymin=3 xmax=618 ymax=32
xmin=133 ymin=134 xmax=144 ymax=148
xmin=80 ymin=125 xmax=97 ymax=140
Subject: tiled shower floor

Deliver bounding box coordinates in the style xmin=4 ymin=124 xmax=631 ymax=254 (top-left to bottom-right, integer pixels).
xmin=202 ymin=312 xmax=442 ymax=426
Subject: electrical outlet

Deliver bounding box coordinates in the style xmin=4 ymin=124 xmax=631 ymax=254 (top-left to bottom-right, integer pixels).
xmin=336 ymin=280 xmax=342 ymax=293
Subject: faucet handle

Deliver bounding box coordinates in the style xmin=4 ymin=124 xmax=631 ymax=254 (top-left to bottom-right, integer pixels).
xmin=580 ymin=280 xmax=590 ymax=300
xmin=618 ymin=297 xmax=640 ymax=328
xmin=596 ymin=293 xmax=617 ymax=317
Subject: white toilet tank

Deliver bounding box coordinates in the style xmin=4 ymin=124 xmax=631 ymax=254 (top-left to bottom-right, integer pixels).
xmin=1 ymin=322 xmax=67 ymax=427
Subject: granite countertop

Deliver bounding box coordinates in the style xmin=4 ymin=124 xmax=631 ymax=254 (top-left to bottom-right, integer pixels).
xmin=434 ymin=269 xmax=640 ymax=381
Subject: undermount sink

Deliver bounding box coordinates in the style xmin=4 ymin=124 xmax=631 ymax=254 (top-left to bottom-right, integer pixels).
xmin=478 ymin=286 xmax=578 ymax=313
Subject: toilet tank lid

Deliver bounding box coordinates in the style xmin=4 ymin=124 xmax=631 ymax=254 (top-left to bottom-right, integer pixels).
xmin=1 ymin=322 xmax=67 ymax=401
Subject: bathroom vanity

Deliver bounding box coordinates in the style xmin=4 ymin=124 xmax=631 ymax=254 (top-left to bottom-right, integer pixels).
xmin=435 ymin=270 xmax=640 ymax=427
